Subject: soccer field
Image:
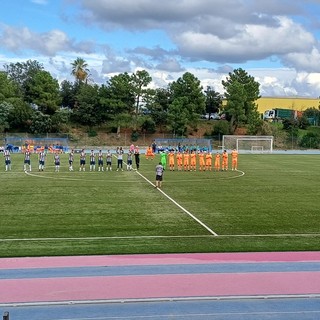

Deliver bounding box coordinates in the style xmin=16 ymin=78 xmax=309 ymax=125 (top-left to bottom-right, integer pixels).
xmin=1 ymin=153 xmax=319 ymax=257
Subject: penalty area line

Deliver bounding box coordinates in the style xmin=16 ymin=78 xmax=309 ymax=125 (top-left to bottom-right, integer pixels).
xmin=135 ymin=170 xmax=219 ymax=237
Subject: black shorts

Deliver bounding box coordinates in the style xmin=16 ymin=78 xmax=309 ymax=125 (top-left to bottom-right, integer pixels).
xmin=156 ymin=175 xmax=163 ymax=181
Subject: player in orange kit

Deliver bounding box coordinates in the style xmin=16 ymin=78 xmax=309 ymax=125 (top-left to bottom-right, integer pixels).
xmin=145 ymin=146 xmax=154 ymax=160
xmin=231 ymin=149 xmax=239 ymax=171
xmin=222 ymin=149 xmax=228 ymax=171
xmin=198 ymin=150 xmax=205 ymax=171
xmin=190 ymin=150 xmax=197 ymax=171
xmin=176 ymin=151 xmax=183 ymax=171
xmin=214 ymin=152 xmax=221 ymax=171
xmin=168 ymin=150 xmax=175 ymax=171
xmin=205 ymin=151 xmax=212 ymax=171
xmin=183 ymin=151 xmax=190 ymax=171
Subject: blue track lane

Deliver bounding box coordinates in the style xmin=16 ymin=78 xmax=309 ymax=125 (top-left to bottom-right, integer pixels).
xmin=2 ymin=298 xmax=320 ymax=320
xmin=1 ymin=262 xmax=320 ymax=279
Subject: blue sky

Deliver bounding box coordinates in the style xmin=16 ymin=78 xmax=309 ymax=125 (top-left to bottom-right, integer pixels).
xmin=1 ymin=0 xmax=320 ymax=97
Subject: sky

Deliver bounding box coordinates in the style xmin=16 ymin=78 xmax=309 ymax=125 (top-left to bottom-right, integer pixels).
xmin=1 ymin=0 xmax=320 ymax=97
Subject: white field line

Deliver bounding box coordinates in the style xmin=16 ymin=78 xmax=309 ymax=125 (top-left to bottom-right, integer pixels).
xmin=135 ymin=169 xmax=219 ymax=236
xmin=112 ymin=154 xmax=219 ymax=237
xmin=23 ymin=170 xmax=138 ymax=182
xmin=168 ymin=169 xmax=245 ymax=183
xmin=0 ymin=235 xmax=210 ymax=242
xmin=1 ymin=233 xmax=320 ymax=242
xmin=25 ymin=156 xmax=219 ymax=237
xmin=231 ymin=169 xmax=245 ymax=178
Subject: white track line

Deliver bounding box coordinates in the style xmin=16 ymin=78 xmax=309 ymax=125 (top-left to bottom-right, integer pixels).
xmin=135 ymin=170 xmax=218 ymax=236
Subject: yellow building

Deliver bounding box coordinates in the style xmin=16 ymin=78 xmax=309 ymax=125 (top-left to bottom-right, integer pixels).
xmin=255 ymin=97 xmax=320 ymax=114
xmin=223 ymin=97 xmax=319 ymax=114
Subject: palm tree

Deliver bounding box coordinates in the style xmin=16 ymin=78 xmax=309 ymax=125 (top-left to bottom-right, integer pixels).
xmin=71 ymin=57 xmax=90 ymax=83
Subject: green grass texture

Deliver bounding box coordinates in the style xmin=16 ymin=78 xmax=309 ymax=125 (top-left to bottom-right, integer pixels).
xmin=1 ymin=152 xmax=319 ymax=257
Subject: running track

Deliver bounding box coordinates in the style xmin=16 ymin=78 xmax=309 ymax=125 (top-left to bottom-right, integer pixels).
xmin=1 ymin=252 xmax=320 ymax=319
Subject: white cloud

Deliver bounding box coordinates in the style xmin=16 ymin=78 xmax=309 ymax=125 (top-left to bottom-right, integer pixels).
xmin=75 ymin=1 xmax=317 ymax=65
xmin=283 ymin=47 xmax=320 ymax=73
xmin=0 ymin=26 xmax=70 ymax=55
xmin=0 ymin=25 xmax=97 ymax=56
xmin=1 ymin=0 xmax=320 ymax=97
xmin=174 ymin=16 xmax=315 ymax=63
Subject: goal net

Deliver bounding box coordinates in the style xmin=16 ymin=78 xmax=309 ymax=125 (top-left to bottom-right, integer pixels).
xmin=154 ymin=138 xmax=212 ymax=153
xmin=222 ymin=135 xmax=273 ymax=153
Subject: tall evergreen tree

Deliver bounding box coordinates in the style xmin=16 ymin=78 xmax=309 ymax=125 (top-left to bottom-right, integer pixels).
xmin=204 ymin=86 xmax=223 ymax=117
xmin=222 ymin=68 xmax=261 ymax=133
xmin=4 ymin=60 xmax=43 ymax=97
xmin=131 ymin=70 xmax=152 ymax=129
xmin=25 ymin=70 xmax=61 ymax=115
xmin=169 ymin=72 xmax=205 ymax=131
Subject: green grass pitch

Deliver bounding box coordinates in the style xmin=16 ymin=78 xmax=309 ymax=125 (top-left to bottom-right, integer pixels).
xmin=1 ymin=152 xmax=319 ymax=257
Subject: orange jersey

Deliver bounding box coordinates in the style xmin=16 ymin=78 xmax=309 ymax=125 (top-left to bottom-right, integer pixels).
xmin=222 ymin=152 xmax=228 ymax=162
xmin=198 ymin=153 xmax=205 ymax=166
xmin=215 ymin=153 xmax=221 ymax=165
xmin=205 ymin=153 xmax=212 ymax=165
xmin=168 ymin=152 xmax=175 ymax=165
xmin=183 ymin=153 xmax=190 ymax=164
xmin=190 ymin=153 xmax=197 ymax=165
xmin=231 ymin=150 xmax=238 ymax=160
xmin=176 ymin=153 xmax=183 ymax=165
xmin=146 ymin=147 xmax=153 ymax=156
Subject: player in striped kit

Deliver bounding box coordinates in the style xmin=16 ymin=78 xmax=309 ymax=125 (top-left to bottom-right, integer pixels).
xmin=4 ymin=149 xmax=11 ymax=171
xmin=106 ymin=150 xmax=112 ymax=171
xmin=68 ymin=149 xmax=74 ymax=171
xmin=98 ymin=150 xmax=104 ymax=171
xmin=54 ymin=152 xmax=60 ymax=172
xmin=24 ymin=149 xmax=31 ymax=172
xmin=38 ymin=151 xmax=46 ymax=171
xmin=89 ymin=150 xmax=96 ymax=171
xmin=127 ymin=150 xmax=133 ymax=171
xmin=79 ymin=149 xmax=86 ymax=171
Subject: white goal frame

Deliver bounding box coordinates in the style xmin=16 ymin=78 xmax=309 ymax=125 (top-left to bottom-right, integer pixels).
xmin=251 ymin=145 xmax=264 ymax=153
xmin=222 ymin=135 xmax=273 ymax=153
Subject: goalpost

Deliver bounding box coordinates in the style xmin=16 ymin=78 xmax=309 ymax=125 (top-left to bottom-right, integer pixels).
xmin=222 ymin=135 xmax=274 ymax=153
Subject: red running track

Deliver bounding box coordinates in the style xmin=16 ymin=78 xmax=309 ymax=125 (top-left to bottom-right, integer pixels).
xmin=1 ymin=252 xmax=320 ymax=304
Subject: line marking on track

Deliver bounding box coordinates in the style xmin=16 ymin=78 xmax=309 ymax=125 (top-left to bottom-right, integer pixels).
xmin=1 ymin=295 xmax=320 ymax=307
xmin=135 ymin=170 xmax=219 ymax=237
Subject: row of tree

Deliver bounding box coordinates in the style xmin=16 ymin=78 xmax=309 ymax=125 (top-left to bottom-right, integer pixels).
xmin=0 ymin=58 xmax=270 ymax=136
